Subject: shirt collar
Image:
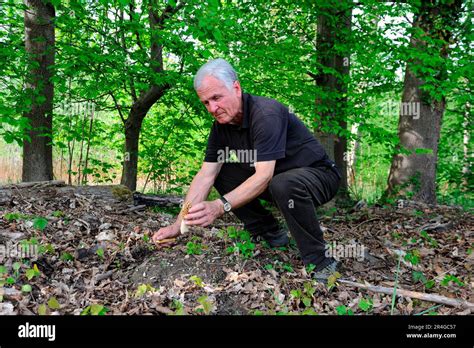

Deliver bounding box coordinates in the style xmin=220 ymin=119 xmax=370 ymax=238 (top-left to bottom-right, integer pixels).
xmin=240 ymin=92 xmax=250 ymax=129
xmin=224 ymin=92 xmax=250 ymax=131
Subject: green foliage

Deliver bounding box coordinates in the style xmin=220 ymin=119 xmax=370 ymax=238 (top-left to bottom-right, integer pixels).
xmin=358 ymin=297 xmax=374 ymax=312
xmin=81 ymin=304 xmax=108 ymax=316
xmin=189 ymin=275 xmax=204 ymax=288
xmin=290 ymin=282 xmax=316 ymax=310
xmin=419 ymin=231 xmax=438 ymax=248
xmin=196 ymin=295 xmax=214 ymax=315
xmin=440 ymin=274 xmax=464 ymax=287
xmin=60 ymin=252 xmax=74 ymax=262
xmin=225 ymin=227 xmax=255 ymax=259
xmin=185 ymin=238 xmax=204 ymax=255
xmin=96 ymin=248 xmax=105 ymax=259
xmin=52 ymin=210 xmax=65 ymax=218
xmin=336 ymin=305 xmax=354 ymax=316
xmin=134 ymin=284 xmax=156 ymax=298
xmin=21 ymin=284 xmax=32 ymax=293
xmin=404 ymin=250 xmax=421 ymax=266
xmin=47 ymin=297 xmax=60 ymax=310
xmin=171 ymin=299 xmax=186 ymax=315
xmin=412 ymin=271 xmax=435 ymax=289
xmin=25 ymin=264 xmax=41 ymax=281
xmin=4 ymin=212 xmax=27 ymax=221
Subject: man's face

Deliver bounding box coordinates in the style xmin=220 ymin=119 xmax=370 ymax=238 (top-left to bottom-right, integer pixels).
xmin=196 ymin=75 xmax=243 ymax=125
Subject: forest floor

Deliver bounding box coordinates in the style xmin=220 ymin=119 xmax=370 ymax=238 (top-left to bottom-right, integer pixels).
xmin=0 ymin=182 xmax=472 ymax=316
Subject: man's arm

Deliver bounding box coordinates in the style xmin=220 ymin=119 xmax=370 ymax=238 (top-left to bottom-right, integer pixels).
xmin=152 ymin=161 xmax=222 ymax=242
xmin=185 ymin=160 xmax=276 ymax=226
xmin=176 ymin=161 xmax=223 ymax=225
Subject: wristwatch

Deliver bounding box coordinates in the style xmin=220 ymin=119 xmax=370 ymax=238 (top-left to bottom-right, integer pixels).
xmin=219 ymin=196 xmax=232 ymax=213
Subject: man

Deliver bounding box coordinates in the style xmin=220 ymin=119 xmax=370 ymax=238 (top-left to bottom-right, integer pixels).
xmin=152 ymin=58 xmax=341 ymax=280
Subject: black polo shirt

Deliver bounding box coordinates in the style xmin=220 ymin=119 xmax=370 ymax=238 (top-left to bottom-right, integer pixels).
xmin=204 ymin=93 xmax=328 ymax=174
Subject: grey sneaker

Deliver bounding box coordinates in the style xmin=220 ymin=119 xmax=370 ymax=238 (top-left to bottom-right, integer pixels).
xmin=311 ymin=259 xmax=341 ymax=283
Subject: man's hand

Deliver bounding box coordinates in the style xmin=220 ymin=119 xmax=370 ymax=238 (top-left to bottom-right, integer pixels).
xmin=184 ymin=200 xmax=224 ymax=227
xmin=152 ymin=223 xmax=180 ymax=245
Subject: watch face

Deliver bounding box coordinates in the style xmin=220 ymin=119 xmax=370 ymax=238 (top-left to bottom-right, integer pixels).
xmin=224 ymin=202 xmax=232 ymax=212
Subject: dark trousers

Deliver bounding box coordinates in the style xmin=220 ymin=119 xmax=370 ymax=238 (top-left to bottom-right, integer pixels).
xmin=214 ymin=161 xmax=341 ymax=270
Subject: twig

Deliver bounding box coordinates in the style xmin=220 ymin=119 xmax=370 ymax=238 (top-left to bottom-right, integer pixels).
xmin=339 ymin=279 xmax=474 ymax=310
xmin=352 ymin=217 xmax=382 ymax=230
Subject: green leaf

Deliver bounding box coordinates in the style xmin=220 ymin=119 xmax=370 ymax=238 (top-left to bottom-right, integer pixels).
xmin=425 ymin=280 xmax=435 ymax=289
xmin=25 ymin=269 xmax=35 ymax=280
xmin=60 ymin=252 xmax=74 ymax=261
xmin=290 ymin=289 xmax=302 ymax=298
xmin=135 ymin=284 xmax=148 ymax=298
xmin=197 ymin=296 xmax=213 ymax=315
xmin=52 ymin=210 xmax=64 ymax=218
xmin=412 ymin=271 xmax=426 ymax=284
xmin=96 ymin=248 xmax=104 ymax=259
xmin=336 ymin=305 xmax=353 ymax=315
xmin=48 ymin=297 xmax=60 ymax=309
xmin=190 ymin=275 xmax=204 ymax=288
xmin=33 ymin=217 xmax=48 ymax=231
xmin=90 ymin=304 xmax=107 ymax=315
xmin=358 ymin=298 xmax=373 ymax=312
xmin=38 ymin=304 xmax=48 ymax=315
xmin=22 ymin=284 xmax=32 ymax=293
xmin=327 ymin=271 xmax=342 ymax=289
xmin=302 ymin=297 xmax=312 ymax=307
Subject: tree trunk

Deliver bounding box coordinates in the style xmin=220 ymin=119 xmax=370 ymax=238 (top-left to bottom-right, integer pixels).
xmin=22 ymin=0 xmax=55 ymax=182
xmin=386 ymin=0 xmax=463 ymax=204
xmin=120 ymin=109 xmax=143 ymax=191
xmin=120 ymin=86 xmax=169 ymax=191
xmin=118 ymin=2 xmax=183 ymax=191
xmin=314 ymin=0 xmax=352 ymax=194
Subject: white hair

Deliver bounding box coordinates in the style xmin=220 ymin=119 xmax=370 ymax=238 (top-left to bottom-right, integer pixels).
xmin=194 ymin=58 xmax=238 ymax=91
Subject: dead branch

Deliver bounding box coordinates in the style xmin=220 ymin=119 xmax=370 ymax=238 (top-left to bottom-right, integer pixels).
xmin=339 ymin=279 xmax=474 ymax=310
xmin=133 ymin=192 xmax=183 ymax=207
xmin=0 ymin=180 xmax=65 ymax=189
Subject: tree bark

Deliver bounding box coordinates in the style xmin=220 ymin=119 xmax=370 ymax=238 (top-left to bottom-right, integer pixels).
xmin=314 ymin=0 xmax=352 ymax=194
xmin=22 ymin=0 xmax=55 ymax=182
xmin=386 ymin=0 xmax=463 ymax=204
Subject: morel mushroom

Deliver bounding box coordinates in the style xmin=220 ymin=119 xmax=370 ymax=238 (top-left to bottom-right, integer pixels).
xmin=180 ymin=201 xmax=192 ymax=234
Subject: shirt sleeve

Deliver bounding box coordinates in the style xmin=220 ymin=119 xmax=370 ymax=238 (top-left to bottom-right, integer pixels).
xmin=204 ymin=122 xmax=222 ymax=162
xmin=252 ymin=112 xmax=287 ymax=162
